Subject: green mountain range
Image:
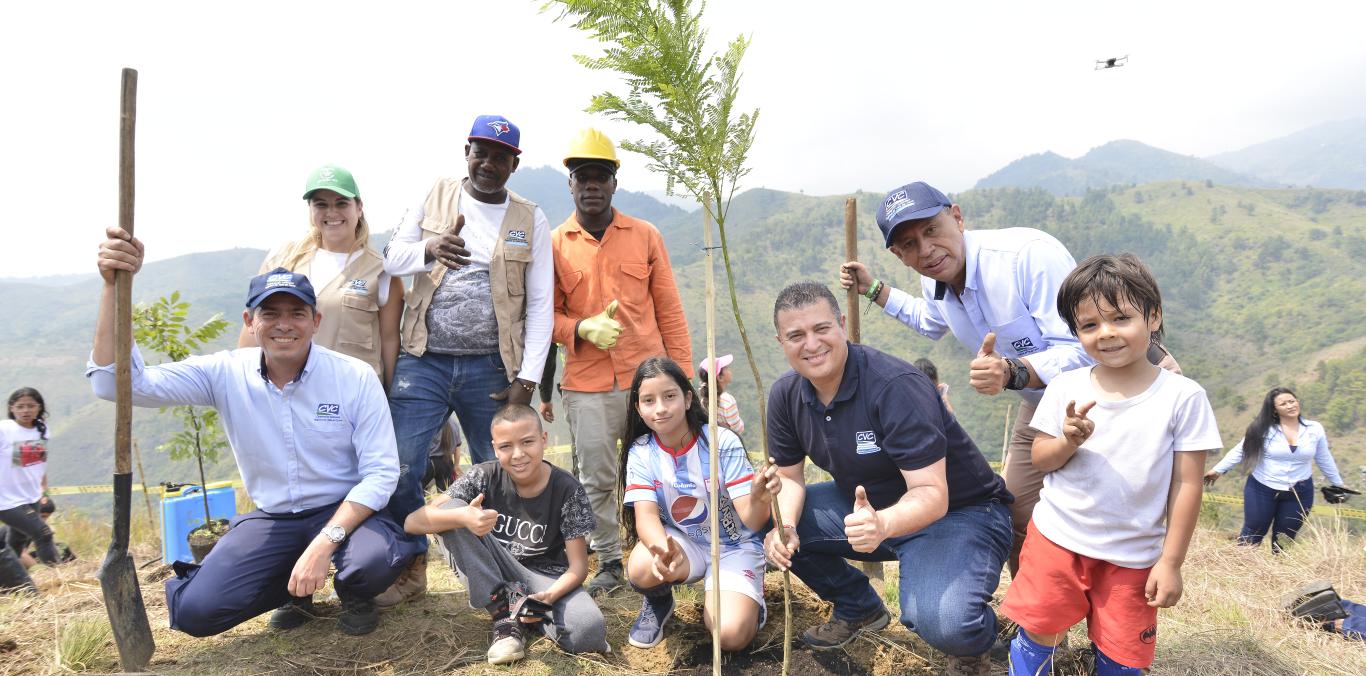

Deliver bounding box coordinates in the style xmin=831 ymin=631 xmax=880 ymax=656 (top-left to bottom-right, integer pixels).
xmin=5 ymin=169 xmax=1364 ymax=513
xmin=975 ymin=140 xmax=1273 ymax=195
xmin=1207 ymin=118 xmax=1366 ymax=190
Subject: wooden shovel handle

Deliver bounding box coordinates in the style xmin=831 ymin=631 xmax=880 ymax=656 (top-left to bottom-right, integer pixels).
xmin=114 ymin=68 xmax=136 ymax=475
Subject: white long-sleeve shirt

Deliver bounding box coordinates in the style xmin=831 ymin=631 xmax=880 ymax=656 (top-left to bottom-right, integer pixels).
xmin=87 ymin=345 xmax=398 ymax=513
xmin=881 ymin=227 xmax=1093 ymax=403
xmin=385 ymin=187 xmax=553 ymax=383
xmin=1211 ymin=420 xmax=1345 ymax=490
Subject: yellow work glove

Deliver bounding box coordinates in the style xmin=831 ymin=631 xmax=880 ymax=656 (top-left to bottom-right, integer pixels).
xmin=577 ymin=299 xmax=622 ymax=350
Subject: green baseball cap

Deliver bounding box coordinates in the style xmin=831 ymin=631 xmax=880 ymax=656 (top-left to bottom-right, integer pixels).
xmin=302 ymin=165 xmax=360 ymax=200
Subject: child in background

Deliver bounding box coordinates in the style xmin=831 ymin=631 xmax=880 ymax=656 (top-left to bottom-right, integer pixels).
xmin=1000 ymin=254 xmax=1220 ymax=675
xmin=913 ymin=357 xmax=955 ymax=417
xmin=404 ymin=404 xmax=607 ymax=665
xmin=621 ymin=356 xmax=770 ymax=651
xmin=698 ymin=354 xmax=744 ymax=436
xmin=0 ymin=388 xmax=62 ymax=569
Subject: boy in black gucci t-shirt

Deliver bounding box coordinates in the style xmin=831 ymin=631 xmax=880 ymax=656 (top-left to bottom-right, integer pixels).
xmin=405 ymin=404 xmax=606 ymax=664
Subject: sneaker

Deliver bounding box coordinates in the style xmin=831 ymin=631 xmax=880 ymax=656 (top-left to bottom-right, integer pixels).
xmin=1282 ymin=580 xmax=1349 ymax=623
xmin=374 ymin=554 xmax=428 ymax=609
xmin=487 ymin=618 xmax=526 ymax=665
xmin=945 ymin=653 xmax=992 ymax=676
xmin=800 ymin=605 xmax=890 ymax=650
xmin=268 ymin=596 xmax=315 ymax=631
xmin=628 ymin=591 xmax=676 ymax=649
xmin=588 ymin=559 xmax=624 ymax=598
xmin=339 ymin=596 xmax=379 ymax=635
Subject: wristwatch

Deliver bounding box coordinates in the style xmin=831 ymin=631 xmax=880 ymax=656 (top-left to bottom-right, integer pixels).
xmin=321 ymin=524 xmax=347 ymax=544
xmin=1004 ymin=358 xmax=1030 ymax=391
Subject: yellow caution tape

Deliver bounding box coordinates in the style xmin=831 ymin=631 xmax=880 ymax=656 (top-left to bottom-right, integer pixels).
xmin=49 ymin=480 xmax=244 ymax=498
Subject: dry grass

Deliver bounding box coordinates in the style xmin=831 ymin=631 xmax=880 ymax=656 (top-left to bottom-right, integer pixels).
xmin=1 ymin=507 xmax=1362 ymax=674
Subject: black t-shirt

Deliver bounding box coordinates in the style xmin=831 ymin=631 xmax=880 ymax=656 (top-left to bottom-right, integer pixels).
xmin=767 ymin=343 xmax=1012 ymax=511
xmin=443 ymin=461 xmax=595 ymax=575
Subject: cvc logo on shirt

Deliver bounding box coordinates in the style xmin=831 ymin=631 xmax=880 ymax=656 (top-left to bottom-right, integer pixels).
xmin=854 ymin=431 xmax=882 ymax=455
xmin=505 ymin=229 xmax=529 ymax=248
xmin=315 ymin=403 xmax=341 ymax=421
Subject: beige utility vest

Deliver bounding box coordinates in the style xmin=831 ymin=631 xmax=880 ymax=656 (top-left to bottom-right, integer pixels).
xmin=400 ymin=178 xmax=535 ymax=377
xmin=266 ymin=247 xmax=387 ymax=378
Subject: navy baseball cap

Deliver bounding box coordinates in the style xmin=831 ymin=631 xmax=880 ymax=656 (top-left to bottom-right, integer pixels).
xmin=876 ymin=182 xmax=952 ymax=247
xmin=246 ymin=268 xmax=317 ymax=309
xmin=468 ymin=114 xmax=522 ymax=155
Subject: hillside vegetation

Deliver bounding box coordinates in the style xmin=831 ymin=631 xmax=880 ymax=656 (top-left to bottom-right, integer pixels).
xmin=1 ymin=179 xmax=1363 ymax=506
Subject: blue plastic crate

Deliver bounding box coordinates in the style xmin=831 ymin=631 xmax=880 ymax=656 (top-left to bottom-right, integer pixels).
xmin=161 ymin=483 xmax=237 ymax=564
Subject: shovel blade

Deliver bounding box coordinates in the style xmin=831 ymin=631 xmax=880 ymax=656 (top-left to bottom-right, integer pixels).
xmin=98 ymin=550 xmax=155 ymax=672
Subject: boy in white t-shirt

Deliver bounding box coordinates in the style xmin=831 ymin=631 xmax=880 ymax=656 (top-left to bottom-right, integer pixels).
xmin=1000 ymin=254 xmax=1221 ymax=675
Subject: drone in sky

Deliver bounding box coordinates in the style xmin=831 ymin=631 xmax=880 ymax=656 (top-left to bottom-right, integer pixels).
xmin=1095 ymin=55 xmax=1129 ymax=70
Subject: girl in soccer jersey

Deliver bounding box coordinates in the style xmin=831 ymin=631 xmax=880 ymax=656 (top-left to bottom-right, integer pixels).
xmin=618 ymin=356 xmax=772 ymax=651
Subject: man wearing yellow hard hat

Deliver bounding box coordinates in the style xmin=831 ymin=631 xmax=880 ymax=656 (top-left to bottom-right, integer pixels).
xmin=542 ymin=128 xmax=692 ymax=596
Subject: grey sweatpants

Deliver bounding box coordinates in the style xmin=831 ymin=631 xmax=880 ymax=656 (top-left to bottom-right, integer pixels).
xmin=438 ymin=499 xmax=608 ymax=654
xmin=562 ymin=388 xmax=629 ymax=563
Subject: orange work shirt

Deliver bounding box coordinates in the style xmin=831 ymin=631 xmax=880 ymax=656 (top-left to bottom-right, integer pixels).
xmin=551 ymin=209 xmax=693 ymax=391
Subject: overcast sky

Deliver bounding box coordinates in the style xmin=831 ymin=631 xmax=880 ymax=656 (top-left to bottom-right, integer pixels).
xmin=4 ymin=0 xmax=1365 ymax=278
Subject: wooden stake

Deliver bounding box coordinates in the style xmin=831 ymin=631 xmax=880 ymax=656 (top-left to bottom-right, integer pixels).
xmin=844 ymin=197 xmax=883 ymax=582
xmin=845 ymin=197 xmax=860 ymax=342
xmin=132 ymin=439 xmax=157 ymax=542
xmin=703 ymin=204 xmax=721 ymax=675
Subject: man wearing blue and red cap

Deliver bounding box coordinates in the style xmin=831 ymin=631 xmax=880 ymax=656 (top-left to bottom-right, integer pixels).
xmin=89 ymin=230 xmax=415 ymax=636
xmin=381 ymin=115 xmax=554 ymax=606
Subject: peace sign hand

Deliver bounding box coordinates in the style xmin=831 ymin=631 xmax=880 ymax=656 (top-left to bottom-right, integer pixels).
xmin=1062 ymin=400 xmax=1097 ymax=448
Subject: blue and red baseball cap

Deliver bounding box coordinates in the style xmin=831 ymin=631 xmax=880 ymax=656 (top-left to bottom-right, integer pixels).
xmin=468 ymin=115 xmax=522 ymax=155
xmin=876 ymin=182 xmax=952 ymax=247
xmin=246 ymin=268 xmax=317 ymax=309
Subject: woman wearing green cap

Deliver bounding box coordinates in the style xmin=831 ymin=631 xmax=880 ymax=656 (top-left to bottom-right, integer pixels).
xmin=238 ymin=165 xmax=403 ymax=388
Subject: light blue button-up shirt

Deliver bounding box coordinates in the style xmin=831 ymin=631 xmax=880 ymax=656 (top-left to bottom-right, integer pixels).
xmin=1211 ymin=420 xmax=1345 ymax=490
xmin=87 ymin=344 xmax=398 ymax=513
xmin=881 ymin=227 xmax=1093 ymax=403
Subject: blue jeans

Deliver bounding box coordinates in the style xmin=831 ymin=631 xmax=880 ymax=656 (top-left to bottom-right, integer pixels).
xmin=788 ymin=481 xmax=1012 ymax=657
xmin=387 ymin=351 xmax=508 ymax=546
xmin=165 ymin=503 xmax=415 ymax=637
xmin=1342 ymin=599 xmax=1366 ymax=641
xmin=1238 ymin=476 xmax=1313 ymax=551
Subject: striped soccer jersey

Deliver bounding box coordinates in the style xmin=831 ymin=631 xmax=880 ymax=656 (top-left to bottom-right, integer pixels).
xmin=623 ymin=424 xmax=762 ymax=551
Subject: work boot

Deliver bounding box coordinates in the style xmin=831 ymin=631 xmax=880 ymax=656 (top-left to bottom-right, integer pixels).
xmin=374 ymin=554 xmax=428 ymax=609
xmin=588 ymin=559 xmax=624 ymax=598
xmin=339 ymin=596 xmax=379 ymax=635
xmin=267 ymin=596 xmax=315 ymax=631
xmin=485 ymin=582 xmax=527 ymax=665
xmin=944 ymin=653 xmax=992 ymax=676
xmin=800 ymin=605 xmax=890 ymax=650
xmin=1282 ymin=580 xmax=1348 ymax=623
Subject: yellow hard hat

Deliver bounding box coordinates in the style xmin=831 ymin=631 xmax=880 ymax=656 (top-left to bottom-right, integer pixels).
xmin=564 ymin=127 xmax=621 ymax=169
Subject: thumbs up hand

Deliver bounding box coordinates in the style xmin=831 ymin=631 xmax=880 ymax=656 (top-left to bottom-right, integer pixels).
xmin=969 ymin=332 xmax=1009 ymax=396
xmin=426 ymin=214 xmax=471 ymax=268
xmin=1062 ymin=400 xmax=1097 ymax=448
xmin=577 ymin=299 xmax=623 ymax=350
xmin=843 ymin=486 xmax=886 ymax=553
xmin=463 ymin=493 xmax=499 ymax=537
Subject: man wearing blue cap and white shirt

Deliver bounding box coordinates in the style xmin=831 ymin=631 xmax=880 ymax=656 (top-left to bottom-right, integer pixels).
xmin=839 ymin=182 xmax=1091 ymax=581
xmin=89 ymin=228 xmax=415 ymax=636
xmin=381 ymin=114 xmax=554 ymax=606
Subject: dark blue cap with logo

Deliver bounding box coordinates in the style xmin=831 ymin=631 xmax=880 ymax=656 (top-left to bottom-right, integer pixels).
xmin=468 ymin=114 xmax=522 ymax=155
xmin=246 ymin=268 xmax=317 ymax=309
xmin=876 ymin=182 xmax=952 ymax=247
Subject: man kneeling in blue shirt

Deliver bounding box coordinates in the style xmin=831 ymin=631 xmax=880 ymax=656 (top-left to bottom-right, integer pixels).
xmin=759 ymin=281 xmax=1013 ymax=674
xmin=88 ymin=227 xmax=416 ymax=636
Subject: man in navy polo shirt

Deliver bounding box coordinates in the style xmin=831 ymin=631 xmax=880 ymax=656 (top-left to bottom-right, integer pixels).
xmin=761 ymin=281 xmax=1012 ymax=673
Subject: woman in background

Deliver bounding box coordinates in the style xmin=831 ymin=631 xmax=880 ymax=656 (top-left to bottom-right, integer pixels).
xmin=1205 ymin=387 xmax=1353 ymax=551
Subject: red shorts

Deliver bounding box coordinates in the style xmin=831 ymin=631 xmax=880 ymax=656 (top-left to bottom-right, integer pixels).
xmin=1000 ymin=520 xmax=1159 ymax=668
